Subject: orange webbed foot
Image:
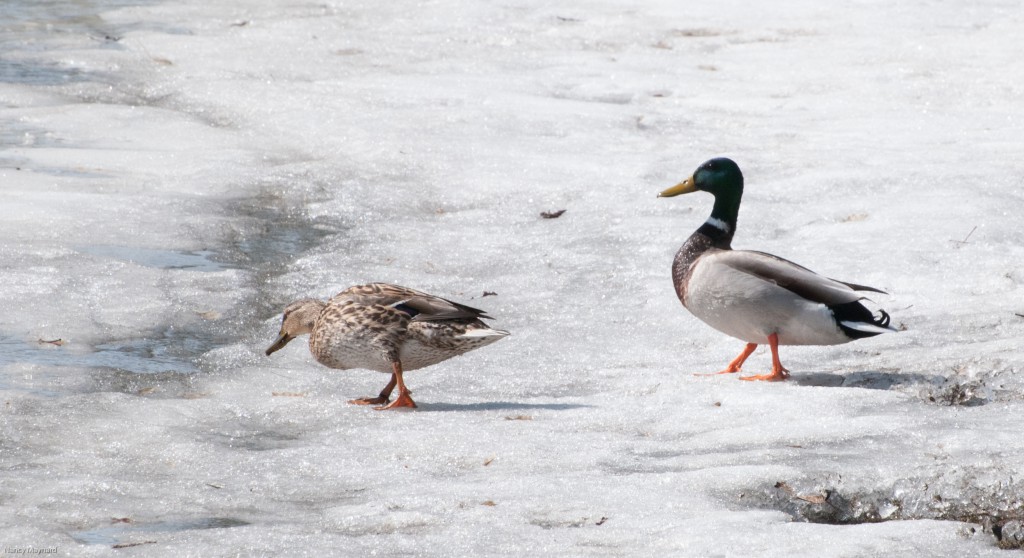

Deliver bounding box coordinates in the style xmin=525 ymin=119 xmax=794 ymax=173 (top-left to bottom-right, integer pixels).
xmin=349 ymin=396 xmax=390 ymax=406
xmin=375 ymin=391 xmax=417 ymax=410
xmin=352 ymin=372 xmax=398 ymax=407
xmin=739 ymin=368 xmax=790 ymax=382
xmin=738 ymin=334 xmax=790 ymax=381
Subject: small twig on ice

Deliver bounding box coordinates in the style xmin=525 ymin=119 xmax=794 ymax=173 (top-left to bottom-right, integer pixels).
xmin=951 ymin=225 xmax=978 ymax=247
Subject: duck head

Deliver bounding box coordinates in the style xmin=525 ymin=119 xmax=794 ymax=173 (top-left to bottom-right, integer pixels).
xmin=659 ymin=157 xmax=745 ymax=226
xmin=265 ymin=298 xmax=327 ymax=356
xmin=658 ymin=157 xmax=743 ymax=199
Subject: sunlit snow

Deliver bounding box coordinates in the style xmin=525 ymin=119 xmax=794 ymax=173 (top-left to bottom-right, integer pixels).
xmin=2 ymin=0 xmax=1023 ymax=555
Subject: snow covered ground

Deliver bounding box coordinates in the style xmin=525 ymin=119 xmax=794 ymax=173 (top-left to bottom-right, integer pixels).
xmin=2 ymin=0 xmax=1023 ymax=555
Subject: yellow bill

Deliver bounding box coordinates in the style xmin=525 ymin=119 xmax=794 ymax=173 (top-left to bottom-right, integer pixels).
xmin=658 ymin=175 xmax=697 ymax=197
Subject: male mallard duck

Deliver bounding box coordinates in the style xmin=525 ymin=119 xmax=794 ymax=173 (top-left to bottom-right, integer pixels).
xmin=658 ymin=157 xmax=895 ymax=381
xmin=265 ymin=283 xmax=509 ymax=409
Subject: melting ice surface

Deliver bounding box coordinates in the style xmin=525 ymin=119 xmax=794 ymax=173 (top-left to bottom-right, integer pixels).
xmin=2 ymin=0 xmax=1023 ymax=555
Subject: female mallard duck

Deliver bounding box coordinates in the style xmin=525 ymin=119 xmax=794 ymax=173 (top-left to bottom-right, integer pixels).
xmin=658 ymin=157 xmax=895 ymax=381
xmin=265 ymin=283 xmax=509 ymax=409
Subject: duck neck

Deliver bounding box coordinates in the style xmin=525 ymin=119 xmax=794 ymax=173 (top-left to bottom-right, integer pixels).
xmin=672 ymin=194 xmax=741 ymax=303
xmin=698 ymin=192 xmax=740 ymax=249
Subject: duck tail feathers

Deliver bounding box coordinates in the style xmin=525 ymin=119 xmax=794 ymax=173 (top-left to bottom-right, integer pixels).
xmin=834 ymin=280 xmax=888 ymax=295
xmin=458 ymin=327 xmax=510 ymax=339
xmin=831 ymin=303 xmax=897 ymax=339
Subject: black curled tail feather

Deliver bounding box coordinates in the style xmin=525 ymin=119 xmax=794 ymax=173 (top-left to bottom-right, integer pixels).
xmin=829 ymin=301 xmax=893 ymax=339
xmin=875 ymin=309 xmax=892 ymax=328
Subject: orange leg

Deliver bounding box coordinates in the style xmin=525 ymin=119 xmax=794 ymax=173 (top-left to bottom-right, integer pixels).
xmin=740 ymin=333 xmax=790 ymax=381
xmin=376 ymin=361 xmax=417 ymax=410
xmin=697 ymin=342 xmax=758 ymax=376
xmin=349 ymin=373 xmax=397 ymax=406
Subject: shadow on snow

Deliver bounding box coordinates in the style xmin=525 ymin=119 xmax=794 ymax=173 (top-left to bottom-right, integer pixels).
xmin=418 ymin=401 xmax=591 ymax=413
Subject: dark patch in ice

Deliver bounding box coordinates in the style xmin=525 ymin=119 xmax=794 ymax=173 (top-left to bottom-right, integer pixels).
xmin=2 ymin=176 xmax=341 ymax=397
xmin=794 ymin=370 xmax=943 ymax=389
xmin=197 ymin=411 xmax=309 ymax=452
xmin=0 ymin=337 xmax=194 ymax=398
xmin=0 ymin=327 xmax=217 ymax=377
xmin=0 ymin=122 xmax=66 ymax=150
xmin=70 ymin=516 xmax=250 ymax=546
xmin=0 ymin=1 xmax=159 ymax=29
xmin=78 ymin=245 xmax=233 ymax=272
xmin=794 ymin=371 xmax=994 ymax=406
xmin=918 ymin=378 xmax=992 ymax=407
xmin=16 ymin=165 xmax=113 ymax=179
xmin=742 ymin=475 xmax=1024 ymax=549
xmin=94 ymin=330 xmax=212 ymax=372
xmin=0 ymin=187 xmax=337 ymax=390
xmin=204 ymin=426 xmax=305 ymax=452
xmin=87 ymin=369 xmax=201 ymax=398
xmin=0 ymin=59 xmax=95 ymax=86
xmin=88 ymin=342 xmax=194 ymax=373
xmin=529 ymin=514 xmax=608 ymax=530
xmin=0 ymin=1 xmax=167 ymax=86
xmin=0 ymin=320 xmax=244 ymax=398
xmin=220 ymin=185 xmax=342 ymax=320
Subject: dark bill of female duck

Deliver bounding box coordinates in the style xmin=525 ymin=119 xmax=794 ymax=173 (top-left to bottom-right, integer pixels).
xmin=265 ymin=332 xmax=293 ymax=356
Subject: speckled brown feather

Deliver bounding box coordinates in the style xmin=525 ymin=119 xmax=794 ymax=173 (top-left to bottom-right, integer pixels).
xmin=270 ymin=283 xmax=509 ymax=375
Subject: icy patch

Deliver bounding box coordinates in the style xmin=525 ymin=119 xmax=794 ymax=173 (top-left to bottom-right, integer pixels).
xmin=71 ymin=517 xmax=250 ymax=546
xmin=78 ymin=245 xmax=231 ymax=272
xmin=2 ymin=333 xmax=200 ymax=377
xmin=747 ymin=471 xmax=1024 ymax=548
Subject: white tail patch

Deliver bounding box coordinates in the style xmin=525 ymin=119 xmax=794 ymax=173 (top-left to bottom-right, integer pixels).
xmin=459 ymin=328 xmax=510 ymax=339
xmin=840 ymin=320 xmax=896 ymax=334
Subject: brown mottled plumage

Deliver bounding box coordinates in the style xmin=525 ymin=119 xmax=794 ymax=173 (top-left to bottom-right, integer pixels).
xmin=265 ymin=283 xmax=509 ymax=409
